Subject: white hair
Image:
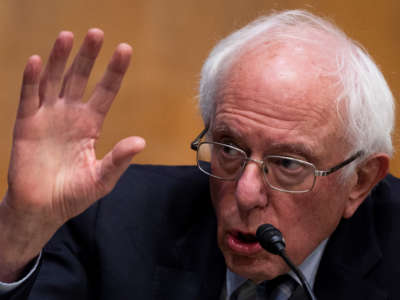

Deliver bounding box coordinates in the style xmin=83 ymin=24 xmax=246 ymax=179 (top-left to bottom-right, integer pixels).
xmin=198 ymin=10 xmax=395 ymax=159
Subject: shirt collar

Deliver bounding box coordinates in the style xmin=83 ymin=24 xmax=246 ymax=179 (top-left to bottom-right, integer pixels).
xmin=225 ymin=238 xmax=329 ymax=299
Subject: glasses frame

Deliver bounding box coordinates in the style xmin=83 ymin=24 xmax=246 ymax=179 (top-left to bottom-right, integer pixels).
xmin=191 ymin=128 xmax=364 ymax=193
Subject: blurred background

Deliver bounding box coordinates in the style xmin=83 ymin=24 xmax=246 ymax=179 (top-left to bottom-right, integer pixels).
xmin=0 ymin=0 xmax=399 ymax=193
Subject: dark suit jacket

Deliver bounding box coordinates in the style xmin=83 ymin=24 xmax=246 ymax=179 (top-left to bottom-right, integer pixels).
xmin=3 ymin=165 xmax=400 ymax=300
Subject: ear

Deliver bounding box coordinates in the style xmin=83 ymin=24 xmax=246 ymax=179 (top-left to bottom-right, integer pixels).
xmin=343 ymin=153 xmax=390 ymax=219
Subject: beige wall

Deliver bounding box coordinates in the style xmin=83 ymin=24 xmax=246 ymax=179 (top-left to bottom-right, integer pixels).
xmin=0 ymin=0 xmax=399 ymax=194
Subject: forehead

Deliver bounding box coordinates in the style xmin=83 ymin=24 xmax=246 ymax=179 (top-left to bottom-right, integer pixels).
xmin=213 ymin=41 xmax=347 ymax=160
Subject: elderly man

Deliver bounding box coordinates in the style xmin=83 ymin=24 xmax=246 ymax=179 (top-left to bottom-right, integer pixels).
xmin=0 ymin=9 xmax=398 ymax=300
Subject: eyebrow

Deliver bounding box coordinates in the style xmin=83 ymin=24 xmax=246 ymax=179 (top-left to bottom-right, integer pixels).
xmin=211 ymin=124 xmax=243 ymax=141
xmin=266 ymin=142 xmax=317 ymax=163
xmin=211 ymin=124 xmax=318 ymax=163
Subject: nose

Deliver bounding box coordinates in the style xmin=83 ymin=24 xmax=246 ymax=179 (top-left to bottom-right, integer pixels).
xmin=235 ymin=158 xmax=268 ymax=212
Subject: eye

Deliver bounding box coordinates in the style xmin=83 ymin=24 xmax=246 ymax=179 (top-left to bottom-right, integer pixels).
xmin=221 ymin=144 xmax=242 ymax=156
xmin=268 ymin=157 xmax=304 ymax=173
xmin=279 ymin=158 xmax=302 ymax=170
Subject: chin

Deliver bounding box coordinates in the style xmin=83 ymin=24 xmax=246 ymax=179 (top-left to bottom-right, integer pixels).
xmin=222 ymin=249 xmax=290 ymax=282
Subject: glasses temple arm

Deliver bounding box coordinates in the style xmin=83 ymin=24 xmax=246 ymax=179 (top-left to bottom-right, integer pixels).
xmin=190 ymin=127 xmax=208 ymax=150
xmin=315 ymin=150 xmax=364 ymax=177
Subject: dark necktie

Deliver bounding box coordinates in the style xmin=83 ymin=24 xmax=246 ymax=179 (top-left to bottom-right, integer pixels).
xmin=258 ymin=275 xmax=299 ymax=299
xmin=230 ymin=274 xmax=304 ymax=300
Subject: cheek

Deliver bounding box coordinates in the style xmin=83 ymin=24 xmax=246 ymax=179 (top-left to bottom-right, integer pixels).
xmin=275 ymin=180 xmax=349 ymax=264
xmin=301 ymin=178 xmax=349 ymax=237
xmin=316 ymin=177 xmax=348 ymax=216
xmin=210 ymin=179 xmax=236 ymax=220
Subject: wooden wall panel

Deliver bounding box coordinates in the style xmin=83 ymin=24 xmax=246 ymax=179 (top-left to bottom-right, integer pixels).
xmin=0 ymin=0 xmax=399 ymax=194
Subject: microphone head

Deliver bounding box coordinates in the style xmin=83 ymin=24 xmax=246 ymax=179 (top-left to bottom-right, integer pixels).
xmin=256 ymin=224 xmax=286 ymax=255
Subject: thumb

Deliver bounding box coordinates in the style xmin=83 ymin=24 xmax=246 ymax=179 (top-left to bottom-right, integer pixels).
xmin=97 ymin=136 xmax=146 ymax=194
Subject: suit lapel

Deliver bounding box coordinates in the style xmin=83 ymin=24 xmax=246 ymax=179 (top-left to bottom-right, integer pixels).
xmin=314 ymin=265 xmax=387 ymax=300
xmin=151 ymin=203 xmax=226 ymax=300
xmin=151 ymin=251 xmax=225 ymax=300
xmin=314 ymin=195 xmax=387 ymax=300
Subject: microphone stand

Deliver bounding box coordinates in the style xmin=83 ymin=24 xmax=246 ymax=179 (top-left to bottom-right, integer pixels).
xmin=256 ymin=224 xmax=317 ymax=300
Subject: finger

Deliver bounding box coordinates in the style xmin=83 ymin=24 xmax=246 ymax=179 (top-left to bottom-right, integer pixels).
xmin=96 ymin=136 xmax=146 ymax=194
xmin=18 ymin=55 xmax=42 ymax=118
xmin=39 ymin=31 xmax=74 ymax=105
xmin=59 ymin=28 xmax=104 ymax=101
xmin=88 ymin=43 xmax=132 ymax=118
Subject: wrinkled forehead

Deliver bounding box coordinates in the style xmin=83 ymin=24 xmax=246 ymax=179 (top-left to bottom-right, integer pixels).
xmin=215 ymin=35 xmax=344 ymax=124
xmin=210 ymin=36 xmax=350 ymax=159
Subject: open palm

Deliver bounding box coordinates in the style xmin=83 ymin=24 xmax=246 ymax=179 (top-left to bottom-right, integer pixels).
xmin=6 ymin=29 xmax=145 ymax=225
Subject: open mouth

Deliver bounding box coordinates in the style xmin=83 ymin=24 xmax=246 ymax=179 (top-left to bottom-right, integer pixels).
xmin=227 ymin=231 xmax=262 ymax=255
xmin=236 ymin=232 xmax=258 ymax=244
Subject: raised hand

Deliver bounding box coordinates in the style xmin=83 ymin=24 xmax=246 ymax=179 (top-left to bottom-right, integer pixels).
xmin=0 ymin=29 xmax=145 ymax=282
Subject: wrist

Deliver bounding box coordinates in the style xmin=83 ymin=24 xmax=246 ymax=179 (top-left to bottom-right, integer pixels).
xmin=0 ymin=252 xmax=41 ymax=289
xmin=0 ymin=197 xmax=58 ymax=282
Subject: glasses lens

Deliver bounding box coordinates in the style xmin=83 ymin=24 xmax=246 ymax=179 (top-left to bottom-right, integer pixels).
xmin=264 ymin=156 xmax=316 ymax=192
xmin=197 ymin=142 xmax=245 ymax=180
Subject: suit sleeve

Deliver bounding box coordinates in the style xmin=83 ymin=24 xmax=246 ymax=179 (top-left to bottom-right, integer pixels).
xmin=0 ymin=203 xmax=99 ymax=300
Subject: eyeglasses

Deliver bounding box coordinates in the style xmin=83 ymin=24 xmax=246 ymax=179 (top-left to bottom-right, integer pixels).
xmin=191 ymin=128 xmax=363 ymax=193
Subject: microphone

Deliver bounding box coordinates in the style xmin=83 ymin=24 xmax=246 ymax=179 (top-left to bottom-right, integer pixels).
xmin=256 ymin=224 xmax=317 ymax=300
